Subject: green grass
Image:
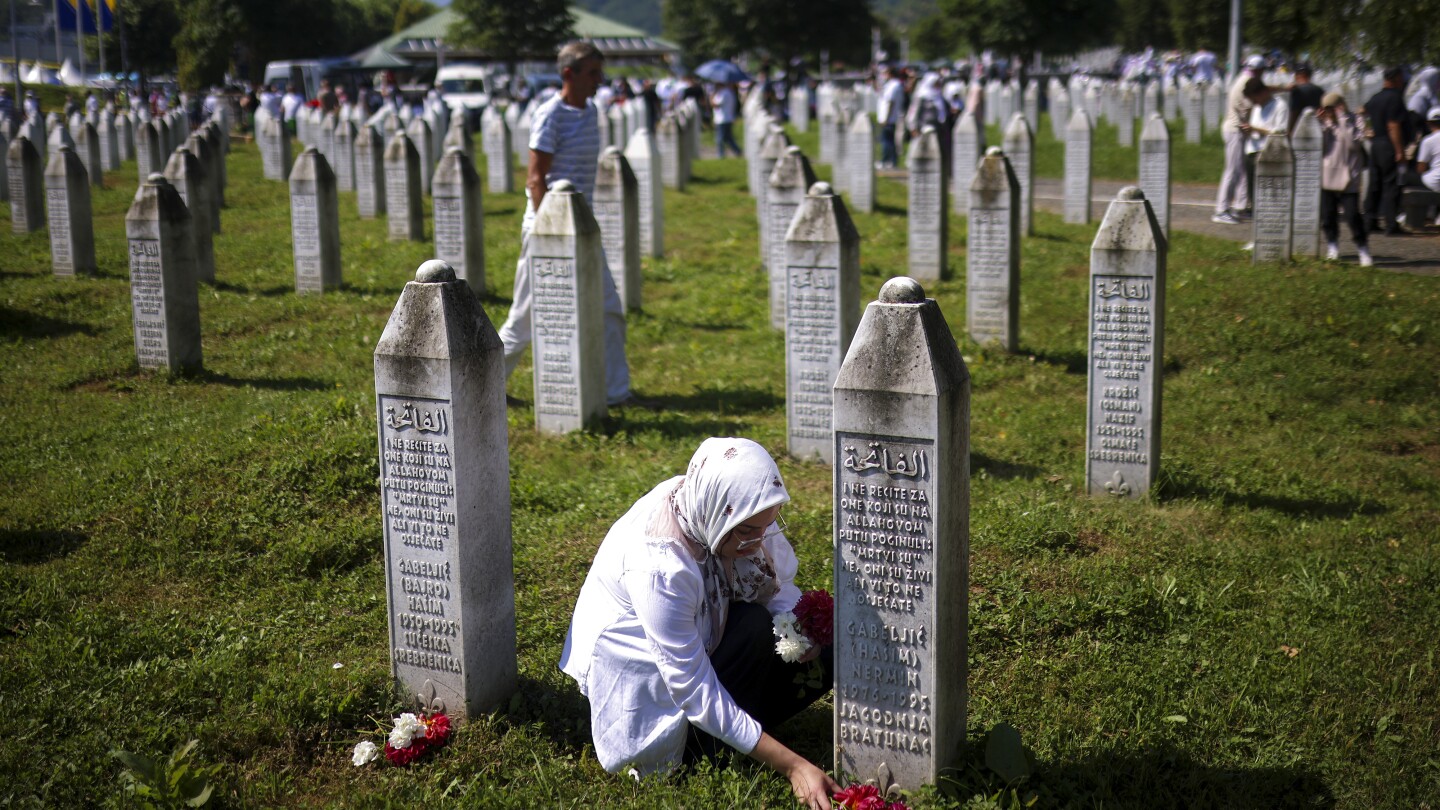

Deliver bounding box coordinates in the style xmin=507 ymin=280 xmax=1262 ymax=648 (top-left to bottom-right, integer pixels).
xmin=1 ymin=133 xmax=1437 ymax=808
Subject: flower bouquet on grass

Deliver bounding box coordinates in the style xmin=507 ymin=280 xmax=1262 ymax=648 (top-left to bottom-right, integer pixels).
xmin=773 ymin=589 xmax=833 ymax=695
xmin=833 ymin=782 xmax=910 ymax=810
xmin=352 ymin=711 xmax=451 ymax=768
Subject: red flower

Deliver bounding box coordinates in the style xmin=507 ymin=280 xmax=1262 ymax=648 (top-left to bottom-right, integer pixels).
xmin=794 ymin=589 xmax=834 ymax=647
xmin=381 ymin=712 xmax=451 ymax=766
xmin=833 ymin=783 xmax=880 ymax=808
xmin=425 ymin=712 xmax=451 ymax=745
xmin=383 ymin=741 xmax=423 ymax=766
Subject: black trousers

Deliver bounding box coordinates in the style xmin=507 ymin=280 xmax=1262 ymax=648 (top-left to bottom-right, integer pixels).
xmin=1365 ymin=144 xmax=1403 ymax=230
xmin=684 ymin=601 xmax=834 ymax=764
xmin=1321 ymin=190 xmax=1368 ymax=248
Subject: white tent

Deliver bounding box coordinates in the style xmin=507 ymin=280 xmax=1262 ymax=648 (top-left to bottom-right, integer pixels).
xmin=0 ymin=63 xmax=12 ymax=84
xmin=58 ymin=59 xmax=84 ymax=87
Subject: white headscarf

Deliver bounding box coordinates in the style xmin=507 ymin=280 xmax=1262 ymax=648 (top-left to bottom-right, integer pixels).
xmin=654 ymin=438 xmax=790 ymax=652
xmin=907 ymin=71 xmax=949 ymax=129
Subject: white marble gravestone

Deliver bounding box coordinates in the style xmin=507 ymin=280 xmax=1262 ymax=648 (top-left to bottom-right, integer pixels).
xmin=1050 ymin=86 xmax=1070 ymax=141
xmin=846 ymin=111 xmax=875 ymax=214
xmin=443 ymin=116 xmax=474 ymax=166
xmin=408 ymin=117 xmax=435 ymax=196
xmin=375 ymin=258 xmax=517 ymax=722
xmin=333 ymin=118 xmax=357 ymax=193
xmin=790 ymin=82 xmax=809 ymax=132
xmin=8 ymin=136 xmax=44 ymax=233
xmin=136 ymin=120 xmax=163 ymax=180
xmin=831 ymin=105 xmax=851 ymax=194
xmin=967 ymin=149 xmax=1020 ymax=350
xmin=756 ymin=127 xmax=790 ymax=267
xmin=1001 ymin=114 xmax=1034 ymax=236
xmin=594 ymin=146 xmax=641 ymax=314
xmin=745 ymin=109 xmax=771 ymax=197
xmin=289 ymin=147 xmax=342 ymax=293
xmin=1117 ymin=87 xmax=1136 ymax=147
xmin=1253 ymin=134 xmax=1294 ymax=264
xmin=657 ymin=114 xmax=684 ymax=191
xmin=356 ymin=124 xmax=386 ymax=219
xmin=46 ymin=145 xmax=97 ymax=277
xmin=1290 ymin=110 xmax=1322 ymax=258
xmin=907 ymin=126 xmax=947 ymax=281
xmin=126 ymin=174 xmax=201 ymax=374
xmin=75 ymin=121 xmax=102 ymax=187
xmin=385 ymin=132 xmax=425 ymax=242
xmin=768 ymin=145 xmax=819 ymax=330
xmin=526 ymin=180 xmax=607 ymax=434
xmin=1086 ymin=187 xmax=1166 ymax=499
xmin=832 ymin=276 xmax=969 ymax=791
xmin=784 ymin=181 xmax=860 ymax=463
xmin=260 ymin=115 xmax=290 ymax=181
xmin=1207 ymin=83 xmax=1223 ymax=130
xmin=482 ymin=107 xmax=513 ymax=194
xmin=1023 ymin=81 xmax=1040 ymax=134
xmin=116 ymin=112 xmax=135 ymax=162
xmin=950 ymin=112 xmax=982 ymax=218
xmin=1064 ymin=109 xmax=1093 ymax=224
xmin=514 ymin=106 xmax=532 ymax=170
xmin=200 ymin=121 xmax=226 ymax=210
xmin=184 ymin=133 xmax=222 ymax=235
xmin=318 ymin=112 xmax=336 ymax=163
xmin=819 ymin=95 xmax=836 ymax=164
xmin=1138 ymin=114 xmax=1171 ymax=236
xmin=1183 ymin=85 xmax=1202 ymax=144
xmin=164 ymin=146 xmax=215 ymax=284
xmin=0 ymin=130 xmax=9 ymax=203
xmin=624 ymin=127 xmax=663 ymax=259
xmin=431 ymin=147 xmax=485 ymax=295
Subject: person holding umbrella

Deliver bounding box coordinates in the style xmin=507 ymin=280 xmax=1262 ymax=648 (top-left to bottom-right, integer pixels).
xmin=698 ymin=60 xmax=749 ymax=158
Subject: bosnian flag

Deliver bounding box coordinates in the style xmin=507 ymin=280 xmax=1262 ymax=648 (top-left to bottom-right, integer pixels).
xmin=56 ymin=0 xmax=116 ymax=34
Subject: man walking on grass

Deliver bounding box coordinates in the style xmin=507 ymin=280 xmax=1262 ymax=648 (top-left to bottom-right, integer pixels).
xmin=1214 ymin=55 xmax=1265 ymax=225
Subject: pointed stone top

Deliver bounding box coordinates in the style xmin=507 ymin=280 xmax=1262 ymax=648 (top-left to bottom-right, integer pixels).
xmin=445 ymin=146 xmax=463 ymax=156
xmin=785 ymin=144 xmax=803 ymax=156
xmin=58 ymin=143 xmax=73 ymax=152
xmin=1118 ymin=186 xmax=1145 ymax=201
xmin=552 ymin=179 xmax=576 ymax=193
xmin=1004 ymin=113 xmax=1031 ymax=138
xmin=878 ymin=277 xmax=926 ymax=304
xmin=415 ymin=260 xmax=456 ymax=283
xmin=1257 ymin=132 xmax=1293 ymax=164
xmin=1292 ymin=108 xmax=1322 ymax=140
xmin=809 ymin=181 xmax=834 ymax=196
xmin=303 ymin=145 xmax=318 ymax=154
xmin=1068 ymin=108 xmax=1092 ymax=130
xmin=1094 ymin=186 xmax=1163 ymax=252
xmin=909 ymin=127 xmax=941 ymax=162
xmin=985 ymin=146 xmax=1003 ymax=157
xmin=146 ymin=172 xmax=166 ymax=185
xmin=601 ymin=145 xmax=622 ymax=158
xmin=1141 ymin=114 xmax=1169 ymax=141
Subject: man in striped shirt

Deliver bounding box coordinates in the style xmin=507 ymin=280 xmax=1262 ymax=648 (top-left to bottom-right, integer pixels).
xmin=497 ymin=41 xmax=638 ymax=407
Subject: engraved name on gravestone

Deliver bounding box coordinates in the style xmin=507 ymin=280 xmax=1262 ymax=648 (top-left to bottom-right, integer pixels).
xmin=594 ymin=146 xmax=641 ymax=314
xmin=833 ymin=277 xmax=969 ymax=790
xmin=1001 ymin=114 xmax=1034 ymax=236
xmin=624 ymin=128 xmax=663 ymax=259
xmin=528 ymin=180 xmax=607 ymax=434
xmin=9 ymin=136 xmax=44 ymax=234
xmin=356 ymin=124 xmax=386 ymax=218
xmin=46 ymin=145 xmax=97 ymax=277
xmin=1086 ymin=188 xmax=1166 ymax=499
xmin=1064 ymin=109 xmax=1093 ymax=224
xmin=290 ymin=147 xmax=342 ymax=293
xmin=376 ymin=259 xmax=516 ymax=722
xmin=1290 ymin=110 xmax=1322 ymax=257
xmin=386 ymin=132 xmax=425 ymax=242
xmin=1253 ymin=133 xmax=1293 ymax=264
xmin=967 ymin=149 xmax=1020 ymax=350
xmin=431 ymin=147 xmax=485 ymax=295
xmin=1138 ymin=114 xmax=1171 ymax=235
xmin=785 ymin=182 xmax=860 ymax=463
xmin=164 ymin=146 xmax=215 ymax=283
xmin=126 ymin=174 xmax=201 ymax=374
xmin=907 ymin=126 xmax=946 ymax=281
xmin=768 ymin=146 xmax=819 ymax=330
xmin=951 ymin=112 xmax=981 ymax=218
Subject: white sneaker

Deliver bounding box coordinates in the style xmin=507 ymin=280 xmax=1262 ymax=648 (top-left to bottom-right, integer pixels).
xmin=1358 ymin=247 xmax=1374 ymax=267
xmin=1324 ymin=243 xmax=1340 ymax=261
xmin=1211 ymin=212 xmax=1240 ymax=225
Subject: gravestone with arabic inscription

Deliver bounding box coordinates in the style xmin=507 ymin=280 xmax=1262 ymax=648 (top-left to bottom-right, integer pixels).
xmin=1086 ymin=187 xmax=1166 ymax=499
xmin=907 ymin=126 xmax=946 ymax=281
xmin=967 ymin=148 xmax=1020 ymax=350
xmin=768 ymin=145 xmax=819 ymax=330
xmin=1138 ymin=114 xmax=1171 ymax=236
xmin=950 ymin=112 xmax=981 ymax=218
xmin=658 ymin=114 xmax=684 ymax=191
xmin=386 ymin=132 xmax=425 ymax=242
xmin=624 ymin=127 xmax=663 ymax=259
xmin=1001 ymin=114 xmax=1033 ymax=236
xmin=1064 ymin=109 xmax=1093 ymax=224
xmin=164 ymin=146 xmax=215 ymax=284
xmin=46 ymin=145 xmax=96 ymax=277
xmin=431 ymin=147 xmax=485 ymax=295
xmin=356 ymin=124 xmax=386 ymax=218
xmin=8 ymin=136 xmax=44 ymax=234
xmin=832 ymin=276 xmax=970 ymax=791
xmin=1253 ymin=134 xmax=1293 ymax=264
xmin=260 ymin=114 xmax=290 ymax=181
xmin=1290 ymin=110 xmax=1322 ymax=258
xmin=375 ymin=258 xmax=516 ymax=723
xmin=784 ymin=181 xmax=860 ymax=463
xmin=289 ymin=147 xmax=341 ymax=293
xmin=594 ymin=146 xmax=641 ymax=314
xmin=756 ymin=127 xmax=790 ymax=268
xmin=126 ymin=174 xmax=201 ymax=374
xmin=184 ymin=133 xmax=221 ymax=234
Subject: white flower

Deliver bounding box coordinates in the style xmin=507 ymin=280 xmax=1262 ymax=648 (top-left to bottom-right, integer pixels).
xmin=351 ymin=740 xmax=379 ymax=766
xmin=772 ymin=611 xmax=799 ymax=636
xmin=775 ymin=635 xmax=811 ymax=663
xmin=388 ymin=712 xmax=428 ymax=749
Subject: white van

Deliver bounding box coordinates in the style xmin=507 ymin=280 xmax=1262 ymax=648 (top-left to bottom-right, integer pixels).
xmin=262 ymin=59 xmax=352 ymax=101
xmin=436 ymin=63 xmax=492 ymax=117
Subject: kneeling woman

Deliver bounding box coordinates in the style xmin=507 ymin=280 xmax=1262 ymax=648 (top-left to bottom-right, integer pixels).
xmin=560 ymin=438 xmax=837 ymax=808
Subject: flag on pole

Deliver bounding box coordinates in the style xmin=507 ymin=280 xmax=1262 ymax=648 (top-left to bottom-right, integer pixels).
xmin=56 ymin=0 xmax=114 ymax=34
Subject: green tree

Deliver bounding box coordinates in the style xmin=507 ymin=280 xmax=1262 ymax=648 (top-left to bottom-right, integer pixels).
xmin=663 ymin=0 xmax=872 ymax=67
xmin=447 ymin=0 xmax=575 ymax=78
xmin=100 ymin=0 xmax=183 ymax=86
xmin=1116 ymin=0 xmax=1174 ymax=51
xmin=392 ymin=0 xmax=438 ymax=32
xmin=1167 ymin=0 xmax=1227 ymax=51
xmin=938 ymin=0 xmax=1113 ymax=58
xmin=175 ymin=0 xmax=240 ymax=91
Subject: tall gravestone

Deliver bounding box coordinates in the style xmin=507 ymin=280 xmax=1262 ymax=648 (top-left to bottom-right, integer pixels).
xmin=318 ymin=112 xmax=336 ymax=163
xmin=8 ymin=136 xmax=44 ymax=233
xmin=0 ymin=130 xmax=8 ymax=202
xmin=1050 ymin=88 xmax=1070 ymax=141
xmin=200 ymin=121 xmax=226 ymax=210
xmin=116 ymin=112 xmax=134 ymax=162
xmin=260 ymin=115 xmax=290 ymax=181
xmin=789 ymin=83 xmax=809 ymax=132
xmin=1138 ymin=114 xmax=1171 ymax=236
xmin=1253 ymin=133 xmax=1294 ymax=264
xmin=819 ymin=95 xmax=836 ymax=164
xmin=594 ymin=146 xmax=641 ymax=314
xmin=184 ymin=134 xmax=221 ymax=234
xmin=846 ymin=111 xmax=875 ymax=214
xmin=46 ymin=145 xmax=97 ymax=276
xmin=75 ymin=121 xmax=102 ymax=187
xmin=967 ymin=148 xmax=1020 ymax=350
xmin=1064 ymin=109 xmax=1093 ymax=224
xmin=1207 ymin=83 xmax=1223 ymax=130
xmin=443 ymin=116 xmax=474 ymax=165
xmin=431 ymin=147 xmax=485 ymax=295
xmin=375 ymin=259 xmax=517 ymax=722
xmin=784 ymin=182 xmax=860 ymax=463
xmin=831 ymin=106 xmax=851 ymax=194
xmin=386 ymin=132 xmax=425 ymax=242
xmin=333 ymin=118 xmax=357 ymax=193
xmin=126 ymin=174 xmax=201 ymax=374
xmin=356 ymin=124 xmax=386 ymax=218
xmin=1023 ymin=81 xmax=1040 ymax=134
xmin=607 ymin=104 xmax=626 ymax=161
xmin=1117 ymin=87 xmax=1136 ymax=147
xmin=1086 ymin=188 xmax=1166 ymax=499
xmin=907 ymin=126 xmax=947 ymax=281
xmin=768 ymin=145 xmax=818 ymax=330
xmin=756 ymin=128 xmax=790 ymax=267
xmin=408 ymin=117 xmax=435 ymax=196
xmin=1001 ymin=115 xmax=1034 ymax=236
xmin=950 ymin=112 xmax=981 ymax=218
xmin=624 ymin=127 xmax=663 ymax=259
xmin=136 ymin=120 xmax=162 ymax=181
xmin=1183 ymin=85 xmax=1202 ymax=144
xmin=1163 ymin=82 xmax=1178 ymax=120
xmin=745 ymin=109 xmax=770 ymax=197
xmin=526 ymin=180 xmax=607 ymax=433
xmin=514 ymin=106 xmax=531 ymax=171
xmin=657 ymin=114 xmax=684 ymax=191
xmin=482 ymin=107 xmax=513 ymax=194
xmin=290 ymin=147 xmax=342 ymax=293
xmin=164 ymin=146 xmax=215 ymax=283
xmin=832 ymin=276 xmax=969 ymax=791
xmin=1290 ymin=110 xmax=1322 ymax=258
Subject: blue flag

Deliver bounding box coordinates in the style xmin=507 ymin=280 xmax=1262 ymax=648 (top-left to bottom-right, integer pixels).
xmin=56 ymin=0 xmax=114 ymax=34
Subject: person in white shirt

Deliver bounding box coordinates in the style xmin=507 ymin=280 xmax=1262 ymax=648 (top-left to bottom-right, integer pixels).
xmin=878 ymin=65 xmax=906 ymax=167
xmin=711 ymin=82 xmax=740 ymax=157
xmin=1189 ymin=49 xmax=1219 ymax=85
xmin=280 ymin=89 xmax=302 ymax=133
xmin=1244 ymin=79 xmax=1290 ymax=155
xmin=560 ymin=438 xmax=837 ymax=809
xmin=259 ymin=85 xmax=282 ymax=121
xmin=1414 ymin=107 xmax=1440 ymax=193
xmin=1213 ymin=56 xmax=1264 ymax=224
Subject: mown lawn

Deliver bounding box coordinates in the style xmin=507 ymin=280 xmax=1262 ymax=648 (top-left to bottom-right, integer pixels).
xmin=1 ymin=125 xmax=1436 ymax=808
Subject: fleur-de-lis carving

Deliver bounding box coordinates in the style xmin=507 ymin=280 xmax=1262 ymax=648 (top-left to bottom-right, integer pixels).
xmin=1104 ymin=470 xmax=1132 ymax=497
xmin=871 ymin=762 xmax=903 ymax=801
xmin=416 ymin=679 xmax=446 ymax=714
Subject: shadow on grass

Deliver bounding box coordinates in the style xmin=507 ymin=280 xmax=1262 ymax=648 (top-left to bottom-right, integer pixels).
xmin=0 ymin=528 xmax=88 ymax=565
xmin=1027 ymin=347 xmax=1088 ymax=375
xmin=1158 ymin=474 xmax=1387 ymax=519
xmin=208 ymin=280 xmax=293 ymax=297
xmin=0 ymin=306 xmax=99 ymax=340
xmin=653 ymin=384 xmax=782 ymax=415
xmin=973 ymin=452 xmax=1045 ymax=481
xmin=603 ymin=409 xmax=752 ymax=440
xmin=941 ymin=743 xmax=1335 ymax=809
xmin=196 ymin=371 xmax=333 ymax=391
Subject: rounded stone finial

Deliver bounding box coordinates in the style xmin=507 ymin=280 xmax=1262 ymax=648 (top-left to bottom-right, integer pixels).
xmin=415 ymin=260 xmax=457 ymax=283
xmin=445 ymin=146 xmax=462 ymax=156
xmin=303 ymin=145 xmax=318 ymax=154
xmin=1118 ymin=186 xmax=1145 ymax=201
xmin=985 ymin=146 xmax=1003 ymax=156
xmin=809 ymin=181 xmax=834 ymax=196
xmin=786 ymin=145 xmax=803 ymax=154
xmin=146 ymin=172 xmax=167 ymax=184
xmin=59 ymin=143 xmax=73 ymax=152
xmin=552 ymin=179 xmax=576 ymax=193
xmin=879 ymin=277 xmax=926 ymax=304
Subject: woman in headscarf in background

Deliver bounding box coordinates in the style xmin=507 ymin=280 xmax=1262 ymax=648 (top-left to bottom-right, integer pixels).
xmin=560 ymin=438 xmax=836 ymax=809
xmin=907 ymin=70 xmax=954 ymax=174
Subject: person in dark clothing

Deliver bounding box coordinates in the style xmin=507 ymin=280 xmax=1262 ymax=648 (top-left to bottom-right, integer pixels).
xmin=1364 ymin=66 xmax=1415 ymax=234
xmin=1289 ymin=63 xmax=1324 ymax=133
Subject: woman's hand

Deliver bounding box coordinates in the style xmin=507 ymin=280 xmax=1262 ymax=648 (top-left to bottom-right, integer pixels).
xmin=787 ymin=759 xmax=841 ymax=810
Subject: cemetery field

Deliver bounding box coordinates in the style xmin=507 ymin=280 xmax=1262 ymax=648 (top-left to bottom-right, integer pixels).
xmin=2 ymin=139 xmax=1438 ymax=808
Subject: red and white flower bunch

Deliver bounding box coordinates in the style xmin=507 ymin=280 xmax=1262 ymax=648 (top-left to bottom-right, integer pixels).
xmin=833 ymin=783 xmax=911 ymax=810
xmin=772 ymin=589 xmax=834 ymax=662
xmin=351 ymin=711 xmax=451 ymax=767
